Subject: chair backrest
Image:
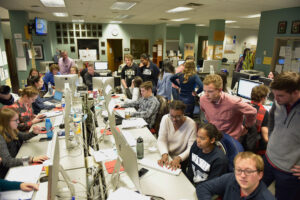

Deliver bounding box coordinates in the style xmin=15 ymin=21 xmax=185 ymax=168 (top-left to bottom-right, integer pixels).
xmin=154 ymin=95 xmax=169 ymax=134
xmin=220 ymin=133 xmax=244 ymax=172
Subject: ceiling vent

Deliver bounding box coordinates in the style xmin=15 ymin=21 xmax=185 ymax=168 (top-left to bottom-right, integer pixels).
xmin=73 ymin=14 xmax=83 ymax=17
xmin=159 ymin=18 xmax=169 ymax=21
xmin=185 ymin=3 xmax=203 ymax=7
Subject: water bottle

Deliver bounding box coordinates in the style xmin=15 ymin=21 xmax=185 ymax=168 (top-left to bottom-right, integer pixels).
xmin=45 ymin=118 xmax=53 ymax=139
xmin=136 ymin=137 xmax=144 ymax=159
xmin=48 ymin=82 xmax=53 ymax=95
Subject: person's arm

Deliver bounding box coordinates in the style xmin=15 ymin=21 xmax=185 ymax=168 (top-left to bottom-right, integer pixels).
xmin=236 ymin=98 xmax=257 ymax=128
xmin=177 ymin=121 xmax=197 ymax=161
xmin=17 ymin=118 xmax=33 ymax=132
xmin=17 ymin=131 xmax=37 ymax=141
xmin=84 ymin=74 xmax=92 ymax=90
xmin=196 ymin=173 xmax=233 ymax=200
xmin=261 ymin=110 xmax=269 ymax=142
xmin=166 ymin=74 xmax=173 ymax=101
xmin=195 ymin=75 xmax=204 ymax=94
xmin=0 ymin=135 xmax=23 ymax=168
xmin=120 ymin=68 xmax=128 ymax=88
xmin=123 ymin=98 xmax=140 ymax=108
xmin=157 ymin=115 xmax=170 ymax=156
xmin=268 ymin=103 xmax=275 ymax=137
xmin=153 ymin=65 xmax=160 ymax=86
xmin=0 ymin=179 xmax=22 ymax=192
xmin=170 ymin=73 xmax=180 ymax=87
xmin=131 ymin=98 xmax=159 ymax=119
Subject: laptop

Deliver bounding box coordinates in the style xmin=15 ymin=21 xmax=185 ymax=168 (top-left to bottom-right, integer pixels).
xmin=46 ymin=91 xmax=63 ymax=103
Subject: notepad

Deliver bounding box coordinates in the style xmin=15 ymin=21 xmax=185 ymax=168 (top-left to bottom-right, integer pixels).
xmin=93 ymin=148 xmax=118 ymax=162
xmin=122 ymin=118 xmax=148 ymax=129
xmin=100 ymin=127 xmax=120 ymax=135
xmin=105 ymin=160 xmax=124 ymax=174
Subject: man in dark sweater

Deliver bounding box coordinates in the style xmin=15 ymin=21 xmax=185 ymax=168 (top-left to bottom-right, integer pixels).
xmin=196 ymin=152 xmax=275 ymax=200
xmin=84 ymin=63 xmax=100 ymax=90
xmin=137 ymin=53 xmax=159 ymax=94
xmin=121 ymin=54 xmax=138 ymax=90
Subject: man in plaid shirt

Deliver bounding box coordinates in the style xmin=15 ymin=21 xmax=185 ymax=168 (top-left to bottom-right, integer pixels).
xmin=118 ymin=81 xmax=160 ymax=128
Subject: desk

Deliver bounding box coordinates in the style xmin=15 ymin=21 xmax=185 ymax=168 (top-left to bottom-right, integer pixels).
xmin=98 ymin=126 xmax=197 ymax=200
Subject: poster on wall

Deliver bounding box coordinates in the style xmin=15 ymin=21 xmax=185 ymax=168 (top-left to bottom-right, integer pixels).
xmin=224 ymin=35 xmax=236 ymax=54
xmin=79 ymin=49 xmax=97 ymax=61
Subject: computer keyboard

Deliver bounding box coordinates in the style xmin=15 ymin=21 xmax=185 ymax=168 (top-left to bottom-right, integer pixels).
xmin=138 ymin=158 xmax=181 ymax=176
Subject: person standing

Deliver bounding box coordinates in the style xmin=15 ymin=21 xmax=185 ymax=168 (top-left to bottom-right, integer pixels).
xmin=157 ymin=60 xmax=175 ymax=101
xmin=58 ymin=51 xmax=75 ymax=74
xmin=121 ymin=54 xmax=138 ymax=93
xmin=263 ymin=72 xmax=300 ymax=200
xmin=84 ymin=63 xmax=100 ymax=90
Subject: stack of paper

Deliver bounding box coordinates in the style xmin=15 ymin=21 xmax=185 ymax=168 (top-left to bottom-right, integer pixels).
xmin=108 ymin=187 xmax=150 ymax=200
xmin=121 ymin=118 xmax=147 ymax=129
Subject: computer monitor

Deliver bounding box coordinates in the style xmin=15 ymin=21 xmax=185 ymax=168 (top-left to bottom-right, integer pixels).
xmin=47 ymin=132 xmax=75 ymax=199
xmin=54 ymin=74 xmax=77 ymax=95
xmin=231 ymin=71 xmax=251 ymax=89
xmin=278 ymin=59 xmax=285 ymax=65
xmin=177 ymin=60 xmax=185 ymax=66
xmin=237 ymin=79 xmax=262 ymax=100
xmin=94 ymin=61 xmax=108 ymax=70
xmin=258 ymin=77 xmax=273 ymax=87
xmin=35 ymin=18 xmax=47 ymax=35
xmin=92 ymin=77 xmax=104 ymax=91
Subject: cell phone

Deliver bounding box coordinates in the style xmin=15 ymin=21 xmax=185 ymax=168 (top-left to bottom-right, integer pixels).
xmin=138 ymin=168 xmax=149 ymax=177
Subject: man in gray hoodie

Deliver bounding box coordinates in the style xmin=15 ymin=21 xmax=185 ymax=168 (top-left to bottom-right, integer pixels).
xmin=263 ymin=72 xmax=300 ymax=200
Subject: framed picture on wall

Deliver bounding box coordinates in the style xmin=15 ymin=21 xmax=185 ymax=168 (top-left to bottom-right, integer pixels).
xmin=33 ymin=44 xmax=44 ymax=60
xmin=277 ymin=21 xmax=287 ymax=34
xmin=291 ymin=20 xmax=300 ymax=34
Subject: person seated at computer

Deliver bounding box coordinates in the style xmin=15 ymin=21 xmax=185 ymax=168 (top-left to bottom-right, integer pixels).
xmin=137 ymin=53 xmax=160 ymax=94
xmin=200 ymin=74 xmax=257 ymax=140
xmin=70 ymin=66 xmax=83 ymax=86
xmin=58 ymin=51 xmax=75 ymax=75
xmin=157 ymin=60 xmax=175 ymax=102
xmin=43 ymin=64 xmax=60 ymax=90
xmin=125 ymin=76 xmax=143 ymax=102
xmin=170 ymin=60 xmax=203 ymax=118
xmin=84 ymin=63 xmax=100 ymax=91
xmin=4 ymin=86 xmax=45 ymax=132
xmin=28 ymin=76 xmax=56 ymax=114
xmin=267 ymin=71 xmax=279 ymax=80
xmin=0 ymin=108 xmax=48 ymax=178
xmin=116 ymin=81 xmax=160 ymax=129
xmin=241 ymin=84 xmax=269 ymax=155
xmin=196 ymin=152 xmax=275 ymax=200
xmin=187 ymin=123 xmax=228 ymax=186
xmin=26 ymin=68 xmax=39 ymax=86
xmin=121 ymin=54 xmax=138 ymax=94
xmin=0 ymin=85 xmax=14 ymax=107
xmin=0 ymin=157 xmax=39 ymax=192
xmin=157 ymin=100 xmax=196 ymax=171
xmin=235 ymin=48 xmax=250 ymax=72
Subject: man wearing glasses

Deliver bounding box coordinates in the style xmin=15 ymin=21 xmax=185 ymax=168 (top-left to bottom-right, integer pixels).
xmin=200 ymin=74 xmax=257 ymax=140
xmin=157 ymin=100 xmax=196 ymax=171
xmin=196 ymin=152 xmax=275 ymax=200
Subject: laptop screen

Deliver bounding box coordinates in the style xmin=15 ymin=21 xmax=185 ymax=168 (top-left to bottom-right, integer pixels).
xmin=237 ymin=79 xmax=262 ymax=100
xmin=53 ymin=91 xmax=63 ymax=101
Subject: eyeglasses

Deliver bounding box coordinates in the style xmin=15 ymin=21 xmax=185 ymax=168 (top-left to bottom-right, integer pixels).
xmin=11 ymin=119 xmax=19 ymax=122
xmin=168 ymin=114 xmax=183 ymax=120
xmin=234 ymin=168 xmax=259 ymax=176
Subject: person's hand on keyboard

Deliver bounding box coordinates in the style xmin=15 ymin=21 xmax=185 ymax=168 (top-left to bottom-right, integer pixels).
xmin=168 ymin=156 xmax=182 ymax=170
xmin=20 ymin=183 xmax=39 ymax=192
xmin=158 ymin=153 xmax=169 ymax=167
xmin=32 ymin=116 xmax=44 ymax=124
xmin=32 ymin=155 xmax=49 ymax=163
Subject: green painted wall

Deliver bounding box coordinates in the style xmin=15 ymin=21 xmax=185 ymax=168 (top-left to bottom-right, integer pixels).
xmin=179 ymin=24 xmax=196 ymax=57
xmin=255 ymin=7 xmax=300 ymax=75
xmin=154 ymin=23 xmax=167 ymax=59
xmin=208 ymin=19 xmax=225 ymax=45
xmin=0 ymin=18 xmax=10 ymax=85
xmin=166 ymin=26 xmax=180 ymax=40
xmin=9 ymin=11 xmax=32 ymax=88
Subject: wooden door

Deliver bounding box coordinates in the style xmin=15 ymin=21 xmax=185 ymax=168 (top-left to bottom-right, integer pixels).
xmin=5 ymin=39 xmax=19 ymax=93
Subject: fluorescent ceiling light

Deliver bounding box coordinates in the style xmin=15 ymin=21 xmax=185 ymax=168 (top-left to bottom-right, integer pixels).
xmin=110 ymin=2 xmax=136 ymax=10
xmin=196 ymin=24 xmax=206 ymax=26
xmin=53 ymin=12 xmax=68 ymax=17
xmin=110 ymin=21 xmax=122 ymax=24
xmin=170 ymin=18 xmax=190 ymax=22
xmin=240 ymin=14 xmax=261 ymax=18
xmin=40 ymin=0 xmax=65 ymax=7
xmin=225 ymin=20 xmax=236 ymax=24
xmin=115 ymin=14 xmax=131 ymax=19
xmin=166 ymin=7 xmax=193 ymax=13
xmin=72 ymin=19 xmax=84 ymax=23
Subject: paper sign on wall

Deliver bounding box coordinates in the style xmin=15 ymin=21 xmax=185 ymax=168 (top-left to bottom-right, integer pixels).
xmin=16 ymin=57 xmax=27 ymax=71
xmin=0 ymin=48 xmax=3 ymax=66
xmin=2 ymin=51 xmax=7 ymax=65
xmin=263 ymin=57 xmax=272 ymax=65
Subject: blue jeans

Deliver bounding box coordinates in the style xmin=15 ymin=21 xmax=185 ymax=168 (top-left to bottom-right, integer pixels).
xmin=179 ymin=96 xmax=195 ymax=118
xmin=262 ymin=156 xmax=300 ymax=200
xmin=172 ymin=87 xmax=179 ymax=100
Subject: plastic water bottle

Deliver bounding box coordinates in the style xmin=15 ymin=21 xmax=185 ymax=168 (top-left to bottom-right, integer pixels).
xmin=45 ymin=118 xmax=53 ymax=139
xmin=48 ymin=82 xmax=53 ymax=95
xmin=136 ymin=137 xmax=144 ymax=159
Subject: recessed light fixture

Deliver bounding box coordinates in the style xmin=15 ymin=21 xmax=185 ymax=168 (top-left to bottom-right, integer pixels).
xmin=196 ymin=24 xmax=206 ymax=26
xmin=110 ymin=21 xmax=122 ymax=24
xmin=225 ymin=20 xmax=237 ymax=24
xmin=40 ymin=0 xmax=65 ymax=7
xmin=53 ymin=12 xmax=68 ymax=17
xmin=72 ymin=19 xmax=84 ymax=23
xmin=170 ymin=18 xmax=190 ymax=22
xmin=110 ymin=2 xmax=136 ymax=10
xmin=166 ymin=7 xmax=193 ymax=13
xmin=115 ymin=14 xmax=132 ymax=19
xmin=240 ymin=14 xmax=261 ymax=18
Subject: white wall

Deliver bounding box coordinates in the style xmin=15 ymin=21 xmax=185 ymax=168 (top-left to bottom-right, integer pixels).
xmin=223 ymin=28 xmax=258 ymax=62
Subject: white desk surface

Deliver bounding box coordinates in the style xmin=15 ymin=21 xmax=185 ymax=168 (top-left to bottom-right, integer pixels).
xmin=98 ymin=127 xmax=197 ymax=200
xmin=33 ymin=168 xmax=87 ymax=200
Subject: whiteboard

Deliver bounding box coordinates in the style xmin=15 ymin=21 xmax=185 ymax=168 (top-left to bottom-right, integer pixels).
xmin=79 ymin=49 xmax=97 ymax=61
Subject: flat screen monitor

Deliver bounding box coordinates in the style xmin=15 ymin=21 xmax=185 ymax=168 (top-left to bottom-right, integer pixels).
xmin=94 ymin=61 xmax=108 ymax=70
xmin=92 ymin=77 xmax=114 ymax=92
xmin=278 ymin=59 xmax=285 ymax=65
xmin=237 ymin=79 xmax=262 ymax=100
xmin=177 ymin=60 xmax=185 ymax=66
xmin=35 ymin=18 xmax=47 ymax=35
xmin=54 ymin=74 xmax=77 ymax=95
xmin=47 ymin=132 xmax=59 ymax=199
xmin=258 ymin=77 xmax=273 ymax=87
xmin=231 ymin=71 xmax=250 ymax=89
